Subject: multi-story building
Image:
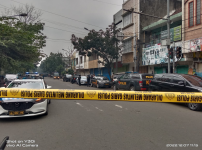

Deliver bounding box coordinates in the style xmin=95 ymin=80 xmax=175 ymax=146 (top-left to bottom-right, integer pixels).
xmin=140 ymin=0 xmax=182 ymax=74
xmin=183 ymin=0 xmax=202 ymax=76
xmin=121 ymin=0 xmax=140 ymax=72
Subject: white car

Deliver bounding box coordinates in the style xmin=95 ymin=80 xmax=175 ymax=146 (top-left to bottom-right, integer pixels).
xmin=76 ymin=76 xmax=87 ymax=85
xmin=0 ymin=79 xmax=51 ymax=118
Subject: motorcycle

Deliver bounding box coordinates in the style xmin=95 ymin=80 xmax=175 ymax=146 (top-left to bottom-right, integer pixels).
xmin=71 ymin=77 xmax=76 ymax=84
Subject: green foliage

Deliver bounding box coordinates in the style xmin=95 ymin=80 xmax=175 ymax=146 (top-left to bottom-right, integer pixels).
xmin=0 ymin=17 xmax=46 ymax=73
xmin=67 ymin=68 xmax=74 ymax=75
xmin=40 ymin=52 xmax=65 ymax=75
xmin=61 ymin=71 xmax=66 ymax=76
xmin=71 ymin=23 xmax=122 ymax=80
xmin=56 ymin=65 xmax=65 ymax=75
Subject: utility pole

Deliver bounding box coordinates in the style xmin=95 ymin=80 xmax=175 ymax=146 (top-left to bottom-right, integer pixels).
xmin=167 ymin=0 xmax=171 ymax=73
xmin=134 ymin=34 xmax=137 ymax=72
xmin=173 ymin=42 xmax=175 ymax=73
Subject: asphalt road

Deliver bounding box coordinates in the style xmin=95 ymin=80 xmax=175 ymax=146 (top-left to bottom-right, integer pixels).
xmin=1 ymin=77 xmax=202 ymax=150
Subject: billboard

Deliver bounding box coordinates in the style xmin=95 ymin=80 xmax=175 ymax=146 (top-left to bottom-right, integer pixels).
xmin=142 ymin=44 xmax=168 ymax=65
xmin=189 ymin=38 xmax=202 ymax=52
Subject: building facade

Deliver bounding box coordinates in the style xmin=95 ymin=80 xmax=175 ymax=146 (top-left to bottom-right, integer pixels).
xmin=140 ymin=0 xmax=183 ymax=74
xmin=183 ymin=0 xmax=202 ymax=76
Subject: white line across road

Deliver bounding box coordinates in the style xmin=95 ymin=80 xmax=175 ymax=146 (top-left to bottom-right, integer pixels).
xmin=115 ymin=105 xmax=123 ymax=108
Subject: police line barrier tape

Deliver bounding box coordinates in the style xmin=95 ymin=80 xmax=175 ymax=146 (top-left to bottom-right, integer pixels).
xmin=1 ymin=88 xmax=202 ymax=103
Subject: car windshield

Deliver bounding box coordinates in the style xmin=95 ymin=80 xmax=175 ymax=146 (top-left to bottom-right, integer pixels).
xmin=81 ymin=76 xmax=87 ymax=79
xmin=54 ymin=73 xmax=59 ymax=76
xmin=182 ymin=75 xmax=202 ymax=87
xmin=7 ymin=81 xmax=44 ymax=89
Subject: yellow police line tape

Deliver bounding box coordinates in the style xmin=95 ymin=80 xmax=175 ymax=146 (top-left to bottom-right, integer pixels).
xmin=1 ymin=88 xmax=202 ymax=103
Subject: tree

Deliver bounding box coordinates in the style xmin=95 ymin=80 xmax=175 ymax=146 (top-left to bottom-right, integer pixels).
xmin=0 ymin=17 xmax=46 ymax=73
xmin=39 ymin=52 xmax=65 ymax=74
xmin=71 ymin=23 xmax=122 ymax=80
xmin=67 ymin=68 xmax=74 ymax=75
xmin=3 ymin=4 xmax=42 ymax=24
xmin=56 ymin=65 xmax=65 ymax=76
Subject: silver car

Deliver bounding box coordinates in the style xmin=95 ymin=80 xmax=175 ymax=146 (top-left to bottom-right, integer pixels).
xmin=0 ymin=79 xmax=51 ymax=118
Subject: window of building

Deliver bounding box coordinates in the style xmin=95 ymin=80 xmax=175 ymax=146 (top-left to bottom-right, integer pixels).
xmin=76 ymin=58 xmax=78 ymax=65
xmin=189 ymin=1 xmax=194 ymax=27
xmin=80 ymin=56 xmax=83 ymax=63
xmin=84 ymin=56 xmax=86 ymax=62
xmin=123 ymin=13 xmax=132 ymax=27
xmin=196 ymin=0 xmax=201 ymax=25
xmin=123 ymin=39 xmax=132 ymax=53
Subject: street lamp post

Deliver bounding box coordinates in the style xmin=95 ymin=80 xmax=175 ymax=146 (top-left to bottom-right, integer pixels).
xmin=2 ymin=13 xmax=28 ymax=18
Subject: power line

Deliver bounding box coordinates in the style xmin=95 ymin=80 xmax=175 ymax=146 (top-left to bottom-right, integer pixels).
xmin=10 ymin=0 xmax=105 ymax=29
xmin=42 ymin=18 xmax=87 ymax=34
xmin=45 ymin=25 xmax=87 ymax=36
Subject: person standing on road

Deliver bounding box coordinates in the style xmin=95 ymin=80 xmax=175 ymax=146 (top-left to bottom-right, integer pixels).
xmin=87 ymin=75 xmax=90 ymax=87
xmin=78 ymin=75 xmax=81 ymax=86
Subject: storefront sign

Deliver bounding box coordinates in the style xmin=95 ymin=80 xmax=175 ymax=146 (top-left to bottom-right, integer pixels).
xmin=188 ymin=38 xmax=202 ymax=52
xmin=160 ymin=25 xmax=181 ymax=42
xmin=173 ymin=26 xmax=182 ymax=41
xmin=142 ymin=44 xmax=168 ymax=65
xmin=142 ymin=44 xmax=178 ymax=66
xmin=161 ymin=28 xmax=174 ymax=41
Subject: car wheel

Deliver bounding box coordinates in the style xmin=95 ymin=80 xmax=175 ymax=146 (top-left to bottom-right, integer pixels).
xmin=130 ymin=86 xmax=135 ymax=91
xmin=188 ymin=103 xmax=202 ymax=111
xmin=108 ymin=86 xmax=111 ymax=88
xmin=97 ymin=83 xmax=100 ymax=88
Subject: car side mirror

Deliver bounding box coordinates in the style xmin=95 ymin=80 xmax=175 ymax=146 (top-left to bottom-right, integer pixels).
xmin=47 ymin=85 xmax=52 ymax=89
xmin=178 ymin=81 xmax=185 ymax=86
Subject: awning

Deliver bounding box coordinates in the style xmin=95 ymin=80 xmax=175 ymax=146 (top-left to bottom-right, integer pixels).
xmin=142 ymin=12 xmax=182 ymax=31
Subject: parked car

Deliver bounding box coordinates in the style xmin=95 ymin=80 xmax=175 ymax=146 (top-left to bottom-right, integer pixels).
xmin=63 ymin=74 xmax=72 ymax=82
xmin=149 ymin=73 xmax=202 ymax=111
xmin=114 ymin=73 xmax=154 ymax=91
xmin=0 ymin=79 xmax=52 ymax=118
xmin=76 ymin=76 xmax=87 ymax=85
xmin=91 ymin=75 xmax=111 ymax=88
xmin=112 ymin=72 xmax=125 ymax=85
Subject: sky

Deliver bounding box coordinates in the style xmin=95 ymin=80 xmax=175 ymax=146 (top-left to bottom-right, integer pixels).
xmin=0 ymin=0 xmax=124 ymax=57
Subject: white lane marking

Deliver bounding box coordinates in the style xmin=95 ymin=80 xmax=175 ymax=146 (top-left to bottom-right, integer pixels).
xmin=76 ymin=102 xmax=91 ymax=111
xmin=95 ymin=107 xmax=103 ymax=111
xmin=115 ymin=105 xmax=123 ymax=108
xmin=76 ymin=103 xmax=83 ymax=107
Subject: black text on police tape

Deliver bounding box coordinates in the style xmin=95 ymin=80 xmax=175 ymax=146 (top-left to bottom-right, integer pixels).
xmin=0 ymin=90 xmax=7 ymax=97
xmin=21 ymin=90 xmax=84 ymax=99
xmin=98 ymin=92 xmax=163 ymax=101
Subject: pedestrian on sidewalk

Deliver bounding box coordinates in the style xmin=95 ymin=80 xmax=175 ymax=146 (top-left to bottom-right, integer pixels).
xmin=78 ymin=75 xmax=81 ymax=86
xmin=87 ymin=75 xmax=90 ymax=87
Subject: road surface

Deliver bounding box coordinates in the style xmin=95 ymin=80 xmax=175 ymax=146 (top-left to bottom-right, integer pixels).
xmin=0 ymin=77 xmax=202 ymax=150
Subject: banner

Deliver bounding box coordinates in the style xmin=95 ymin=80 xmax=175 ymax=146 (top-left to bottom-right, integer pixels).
xmin=1 ymin=89 xmax=202 ymax=103
xmin=142 ymin=44 xmax=168 ymax=65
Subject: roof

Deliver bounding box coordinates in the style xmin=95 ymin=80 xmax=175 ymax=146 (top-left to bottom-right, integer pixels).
xmin=14 ymin=79 xmax=43 ymax=82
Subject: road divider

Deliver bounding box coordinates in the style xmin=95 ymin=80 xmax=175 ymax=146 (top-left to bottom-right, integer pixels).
xmin=0 ymin=89 xmax=202 ymax=103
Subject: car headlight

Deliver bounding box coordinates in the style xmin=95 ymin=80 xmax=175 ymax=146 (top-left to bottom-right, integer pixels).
xmin=35 ymin=98 xmax=46 ymax=103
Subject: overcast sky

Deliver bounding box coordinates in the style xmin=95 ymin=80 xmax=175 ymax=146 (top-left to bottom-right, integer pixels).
xmin=1 ymin=0 xmax=123 ymax=57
